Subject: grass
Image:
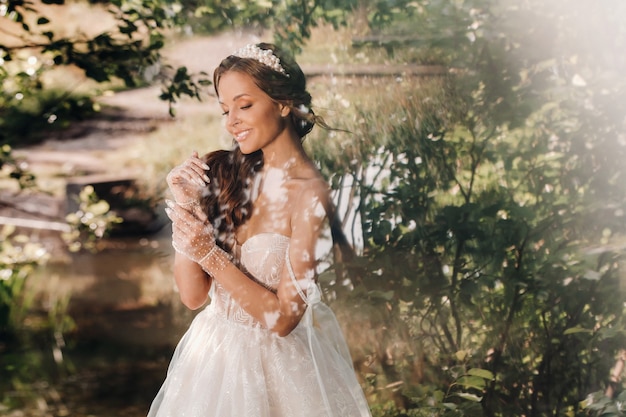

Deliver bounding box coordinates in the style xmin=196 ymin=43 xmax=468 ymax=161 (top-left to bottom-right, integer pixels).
xmin=103 ymin=109 xmax=227 ymax=194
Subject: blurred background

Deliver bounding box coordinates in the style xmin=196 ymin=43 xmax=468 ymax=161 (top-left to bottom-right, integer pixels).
xmin=1 ymin=0 xmax=625 ymax=416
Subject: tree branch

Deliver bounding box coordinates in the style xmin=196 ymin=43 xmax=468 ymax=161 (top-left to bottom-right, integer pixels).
xmin=606 ymin=349 xmax=626 ymax=398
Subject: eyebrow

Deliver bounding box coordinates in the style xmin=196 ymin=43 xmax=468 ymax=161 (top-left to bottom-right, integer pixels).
xmin=219 ymin=93 xmax=252 ymax=105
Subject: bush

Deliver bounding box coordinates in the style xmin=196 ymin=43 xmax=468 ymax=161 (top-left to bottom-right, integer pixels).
xmin=306 ymin=1 xmax=626 ymax=414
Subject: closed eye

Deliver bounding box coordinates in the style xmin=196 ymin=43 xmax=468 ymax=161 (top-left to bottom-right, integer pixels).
xmin=221 ymin=105 xmax=251 ymax=116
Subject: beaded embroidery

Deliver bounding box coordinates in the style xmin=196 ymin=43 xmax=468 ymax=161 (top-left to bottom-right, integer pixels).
xmin=232 ymin=44 xmax=289 ymax=77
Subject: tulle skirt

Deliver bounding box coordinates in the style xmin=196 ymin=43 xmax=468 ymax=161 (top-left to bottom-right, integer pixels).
xmin=147 ymin=303 xmax=371 ymax=417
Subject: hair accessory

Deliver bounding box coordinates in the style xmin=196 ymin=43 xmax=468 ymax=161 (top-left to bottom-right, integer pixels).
xmin=232 ymin=44 xmax=289 ymax=77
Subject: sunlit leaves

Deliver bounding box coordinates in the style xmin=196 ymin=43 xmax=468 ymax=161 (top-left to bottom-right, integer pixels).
xmin=62 ymin=186 xmax=123 ymax=252
xmin=159 ymin=65 xmax=210 ymax=116
xmin=186 ymin=0 xmax=358 ymax=53
xmin=0 ymin=0 xmax=184 ymax=143
xmin=0 ymin=224 xmax=49 ymax=333
xmin=584 ymin=390 xmax=626 ymax=417
xmin=0 ymin=144 xmax=36 ymax=189
xmin=309 ymin=1 xmax=626 ymax=415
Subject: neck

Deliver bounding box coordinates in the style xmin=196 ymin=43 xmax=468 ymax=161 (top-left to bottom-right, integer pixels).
xmin=261 ymin=129 xmax=308 ymax=172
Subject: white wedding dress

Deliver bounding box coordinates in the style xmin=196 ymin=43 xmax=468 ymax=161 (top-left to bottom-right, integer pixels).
xmin=147 ymin=233 xmax=371 ymax=417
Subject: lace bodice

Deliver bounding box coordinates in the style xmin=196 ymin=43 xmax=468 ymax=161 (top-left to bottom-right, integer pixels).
xmin=151 ymin=235 xmax=372 ymax=417
xmin=208 ymin=233 xmax=291 ymax=327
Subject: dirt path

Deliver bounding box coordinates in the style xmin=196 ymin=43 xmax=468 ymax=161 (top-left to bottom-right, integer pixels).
xmin=12 ymin=31 xmax=262 ymax=177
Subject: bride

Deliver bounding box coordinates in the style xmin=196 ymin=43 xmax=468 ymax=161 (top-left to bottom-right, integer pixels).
xmin=147 ymin=43 xmax=372 ymax=417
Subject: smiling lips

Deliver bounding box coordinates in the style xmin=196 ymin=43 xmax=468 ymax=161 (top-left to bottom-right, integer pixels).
xmin=234 ymin=129 xmax=250 ymax=142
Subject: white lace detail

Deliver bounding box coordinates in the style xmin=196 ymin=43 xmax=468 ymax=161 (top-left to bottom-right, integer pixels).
xmin=209 ymin=233 xmax=290 ymax=327
xmin=148 ymin=233 xmax=372 ymax=417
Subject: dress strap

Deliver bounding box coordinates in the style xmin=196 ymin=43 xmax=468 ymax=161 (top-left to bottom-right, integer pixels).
xmin=284 ymin=247 xmax=335 ymax=414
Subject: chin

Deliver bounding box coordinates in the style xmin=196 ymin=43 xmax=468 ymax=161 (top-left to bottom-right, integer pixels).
xmin=237 ymin=143 xmax=260 ymax=155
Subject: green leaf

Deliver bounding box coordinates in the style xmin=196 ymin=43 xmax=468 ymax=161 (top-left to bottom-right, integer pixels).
xmin=563 ymin=326 xmax=593 ymax=335
xmin=456 ymin=375 xmax=486 ymax=390
xmin=467 ymin=368 xmax=494 ymax=380
xmin=89 ymin=200 xmax=111 ymax=216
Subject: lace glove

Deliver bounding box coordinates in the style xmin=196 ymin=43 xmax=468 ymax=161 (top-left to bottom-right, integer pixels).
xmin=166 ymin=151 xmax=211 ymax=208
xmin=165 ymin=200 xmax=232 ymax=276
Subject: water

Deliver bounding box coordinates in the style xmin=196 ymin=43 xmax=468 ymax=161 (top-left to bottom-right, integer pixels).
xmin=5 ymin=222 xmax=388 ymax=416
xmin=3 ymin=224 xmax=200 ymax=417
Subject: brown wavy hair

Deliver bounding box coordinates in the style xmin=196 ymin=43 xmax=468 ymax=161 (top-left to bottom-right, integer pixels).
xmin=199 ymin=149 xmax=262 ymax=252
xmin=214 ymin=42 xmax=323 ymax=138
xmin=201 ymin=43 xmax=321 ymax=252
xmin=199 ymin=43 xmax=360 ymax=283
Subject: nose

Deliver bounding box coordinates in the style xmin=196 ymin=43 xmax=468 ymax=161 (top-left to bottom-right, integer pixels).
xmin=228 ymin=109 xmax=240 ymax=127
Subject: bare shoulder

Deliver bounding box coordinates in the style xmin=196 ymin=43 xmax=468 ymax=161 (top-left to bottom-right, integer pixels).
xmin=291 ymin=174 xmax=332 ymax=215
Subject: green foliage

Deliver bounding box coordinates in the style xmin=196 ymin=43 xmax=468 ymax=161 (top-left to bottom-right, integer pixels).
xmin=1 ymin=0 xmax=454 ymax=145
xmin=0 ymin=225 xmax=74 ymax=411
xmin=309 ymin=0 xmax=626 ymax=415
xmin=2 ymin=0 xmax=176 ymax=82
xmin=369 ymin=368 xmax=493 ymax=416
xmin=0 ymin=89 xmax=98 ymax=146
xmin=62 ymin=185 xmax=124 ymax=252
xmin=0 ymin=144 xmax=35 ymax=188
xmin=185 ymin=0 xmax=359 ymax=52
xmin=0 ymin=145 xmax=44 ymax=337
xmin=2 ymin=0 xmax=625 ymax=414
xmin=0 ymin=145 xmax=104 ymax=339
xmin=584 ymin=390 xmax=626 ymax=417
xmin=0 ymin=0 xmax=369 ymax=142
xmin=0 ymin=225 xmax=49 ymax=337
xmin=0 ymin=0 xmax=182 ymax=144
xmin=0 ymin=143 xmax=119 ymax=414
xmin=159 ymin=65 xmax=212 ymax=116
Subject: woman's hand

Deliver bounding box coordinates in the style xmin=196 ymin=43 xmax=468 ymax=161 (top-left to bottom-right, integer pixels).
xmin=166 ymin=151 xmax=211 ymax=206
xmin=165 ymin=200 xmax=216 ymax=263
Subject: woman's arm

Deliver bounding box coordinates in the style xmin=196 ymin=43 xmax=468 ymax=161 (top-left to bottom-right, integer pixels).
xmin=192 ymin=180 xmax=330 ymax=336
xmin=165 ymin=151 xmax=213 ymax=309
xmin=174 ymin=252 xmax=212 ymax=310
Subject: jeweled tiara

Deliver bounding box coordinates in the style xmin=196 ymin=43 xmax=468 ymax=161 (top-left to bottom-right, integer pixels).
xmin=232 ymin=44 xmax=289 ymax=77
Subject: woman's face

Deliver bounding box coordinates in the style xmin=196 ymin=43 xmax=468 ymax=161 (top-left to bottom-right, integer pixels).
xmin=217 ymin=71 xmax=289 ymax=155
